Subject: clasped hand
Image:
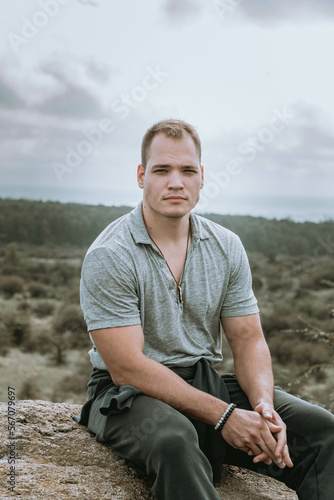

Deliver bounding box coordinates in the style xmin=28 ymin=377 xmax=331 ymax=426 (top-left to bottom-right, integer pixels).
xmin=221 ymin=403 xmax=293 ymax=469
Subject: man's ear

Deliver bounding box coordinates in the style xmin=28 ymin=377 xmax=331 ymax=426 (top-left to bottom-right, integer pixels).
xmin=137 ymin=164 xmax=145 ymax=189
xmin=200 ymin=165 xmax=204 ymax=189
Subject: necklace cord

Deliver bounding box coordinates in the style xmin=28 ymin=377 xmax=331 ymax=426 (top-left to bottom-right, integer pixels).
xmin=148 ymin=222 xmax=191 ymax=304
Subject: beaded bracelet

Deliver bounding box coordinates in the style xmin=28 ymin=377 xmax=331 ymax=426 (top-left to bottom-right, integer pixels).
xmin=214 ymin=403 xmax=237 ymax=432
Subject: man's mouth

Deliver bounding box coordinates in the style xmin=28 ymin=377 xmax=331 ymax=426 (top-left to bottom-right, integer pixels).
xmin=164 ymin=196 xmax=186 ymax=200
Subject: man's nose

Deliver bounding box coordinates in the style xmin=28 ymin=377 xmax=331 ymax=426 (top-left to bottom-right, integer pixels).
xmin=167 ymin=171 xmax=183 ymax=188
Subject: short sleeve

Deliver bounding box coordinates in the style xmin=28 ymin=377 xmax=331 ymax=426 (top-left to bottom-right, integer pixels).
xmin=80 ymin=247 xmax=141 ymax=331
xmin=220 ymin=236 xmax=259 ymax=317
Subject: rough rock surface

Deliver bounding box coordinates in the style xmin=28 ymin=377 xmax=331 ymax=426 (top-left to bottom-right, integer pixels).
xmin=0 ymin=400 xmax=297 ymax=499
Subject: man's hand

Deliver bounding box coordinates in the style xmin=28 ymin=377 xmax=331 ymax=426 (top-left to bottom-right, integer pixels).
xmin=221 ymin=315 xmax=294 ymax=469
xmin=251 ymin=403 xmax=293 ymax=468
xmin=221 ymin=407 xmax=289 ymax=468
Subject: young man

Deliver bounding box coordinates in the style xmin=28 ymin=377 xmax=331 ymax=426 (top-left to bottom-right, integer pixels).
xmin=76 ymin=120 xmax=334 ymax=500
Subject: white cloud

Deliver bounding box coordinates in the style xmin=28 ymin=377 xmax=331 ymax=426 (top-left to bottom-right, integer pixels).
xmin=0 ymin=0 xmax=333 ymax=220
xmin=162 ymin=0 xmax=202 ymax=21
xmin=228 ymin=0 xmax=334 ymax=24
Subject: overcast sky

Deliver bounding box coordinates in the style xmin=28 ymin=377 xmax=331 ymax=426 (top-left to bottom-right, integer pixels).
xmin=1 ymin=0 xmax=333 ymax=219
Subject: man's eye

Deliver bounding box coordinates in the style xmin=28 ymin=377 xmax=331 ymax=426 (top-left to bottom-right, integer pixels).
xmin=155 ymin=169 xmax=167 ymax=173
xmin=184 ymin=169 xmax=196 ymax=174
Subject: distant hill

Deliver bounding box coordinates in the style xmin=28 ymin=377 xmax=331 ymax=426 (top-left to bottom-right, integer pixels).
xmin=0 ymin=197 xmax=333 ymax=256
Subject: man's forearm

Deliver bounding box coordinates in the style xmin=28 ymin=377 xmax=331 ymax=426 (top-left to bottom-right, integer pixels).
xmin=93 ymin=323 xmax=288 ymax=468
xmin=233 ymin=339 xmax=274 ymax=410
xmin=113 ymin=354 xmax=229 ymax=426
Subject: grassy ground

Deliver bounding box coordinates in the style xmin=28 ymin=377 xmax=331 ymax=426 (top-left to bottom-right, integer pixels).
xmin=0 ymin=348 xmax=91 ymax=404
xmin=0 ymin=243 xmax=333 ymax=411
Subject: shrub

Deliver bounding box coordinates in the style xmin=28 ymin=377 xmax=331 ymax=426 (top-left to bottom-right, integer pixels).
xmin=12 ymin=315 xmax=31 ymax=347
xmin=50 ymin=262 xmax=76 ymax=286
xmin=267 ymin=252 xmax=277 ymax=264
xmin=300 ymin=263 xmax=334 ymax=290
xmin=63 ymin=284 xmax=81 ymax=305
xmin=22 ymin=261 xmax=50 ymax=284
xmin=18 ymin=378 xmax=40 ymax=400
xmin=313 ymin=304 xmax=334 ymax=321
xmin=294 ymin=288 xmax=311 ymax=300
xmin=18 ymin=329 xmax=68 ymax=364
xmin=267 ymin=280 xmax=285 ymax=293
xmin=252 ymin=275 xmax=263 ymax=291
xmin=291 ymin=342 xmax=330 ymax=366
xmin=261 ymin=314 xmax=296 ymax=337
xmin=297 ymin=299 xmax=319 ymax=317
xmin=17 ymin=301 xmax=30 ymax=312
xmin=32 ymin=300 xmax=55 ymax=318
xmin=0 ymin=313 xmax=14 ymax=356
xmin=28 ymin=281 xmax=48 ymax=298
xmin=0 ymin=311 xmax=31 ymax=353
xmin=314 ymin=366 xmax=327 ymax=383
xmin=52 ymin=304 xmax=89 ymax=349
xmin=269 ymin=336 xmax=331 ymax=367
xmin=0 ymin=275 xmax=24 ymax=297
xmin=53 ymin=304 xmax=85 ymax=333
xmin=52 ymin=373 xmax=89 ymax=403
xmin=1 ymin=243 xmax=21 ymax=275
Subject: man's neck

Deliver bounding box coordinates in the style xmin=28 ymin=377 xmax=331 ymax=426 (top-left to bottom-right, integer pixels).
xmin=142 ymin=202 xmax=190 ymax=245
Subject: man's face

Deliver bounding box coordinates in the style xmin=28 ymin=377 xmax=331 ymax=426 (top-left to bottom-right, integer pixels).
xmin=137 ymin=133 xmax=204 ymax=219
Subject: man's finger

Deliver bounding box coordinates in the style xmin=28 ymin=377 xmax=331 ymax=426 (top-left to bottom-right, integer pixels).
xmin=252 ymin=451 xmax=272 ymax=465
xmin=266 ymin=421 xmax=282 ymax=433
xmin=282 ymin=443 xmax=294 ymax=468
xmin=248 ymin=444 xmax=263 ymax=456
xmin=274 ymin=427 xmax=287 ymax=459
xmin=257 ymin=430 xmax=287 ymax=468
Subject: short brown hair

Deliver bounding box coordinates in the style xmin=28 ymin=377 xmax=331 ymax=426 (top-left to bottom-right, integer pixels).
xmin=141 ymin=119 xmax=201 ymax=168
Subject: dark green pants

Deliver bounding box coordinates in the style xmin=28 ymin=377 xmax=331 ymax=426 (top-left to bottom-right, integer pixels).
xmin=85 ymin=373 xmax=334 ymax=500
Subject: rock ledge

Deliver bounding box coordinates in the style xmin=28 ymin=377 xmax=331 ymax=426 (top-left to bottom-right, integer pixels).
xmin=0 ymin=400 xmax=297 ymax=499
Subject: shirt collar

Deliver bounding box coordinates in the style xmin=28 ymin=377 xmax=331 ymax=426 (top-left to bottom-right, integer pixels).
xmin=127 ymin=201 xmax=210 ymax=245
xmin=127 ymin=202 xmax=152 ymax=245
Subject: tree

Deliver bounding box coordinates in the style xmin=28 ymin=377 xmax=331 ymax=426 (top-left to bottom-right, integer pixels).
xmin=2 ymin=242 xmax=21 ymax=274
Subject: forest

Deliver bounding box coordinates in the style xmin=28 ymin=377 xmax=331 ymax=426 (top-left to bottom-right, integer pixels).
xmin=0 ymin=197 xmax=334 ymax=256
xmin=0 ymin=198 xmax=333 ymax=412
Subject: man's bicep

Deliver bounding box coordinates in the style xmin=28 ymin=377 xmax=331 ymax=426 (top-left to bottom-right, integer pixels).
xmin=81 ymin=248 xmax=140 ymax=331
xmin=220 ymin=237 xmax=259 ymax=318
xmin=90 ymin=324 xmax=144 ymax=382
xmin=221 ymin=313 xmax=264 ymax=352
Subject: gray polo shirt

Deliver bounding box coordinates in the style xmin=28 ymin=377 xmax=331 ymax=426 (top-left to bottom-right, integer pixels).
xmin=80 ymin=202 xmax=259 ymax=370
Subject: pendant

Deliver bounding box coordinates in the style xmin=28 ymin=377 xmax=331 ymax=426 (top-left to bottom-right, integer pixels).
xmin=178 ymin=285 xmax=183 ymax=305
